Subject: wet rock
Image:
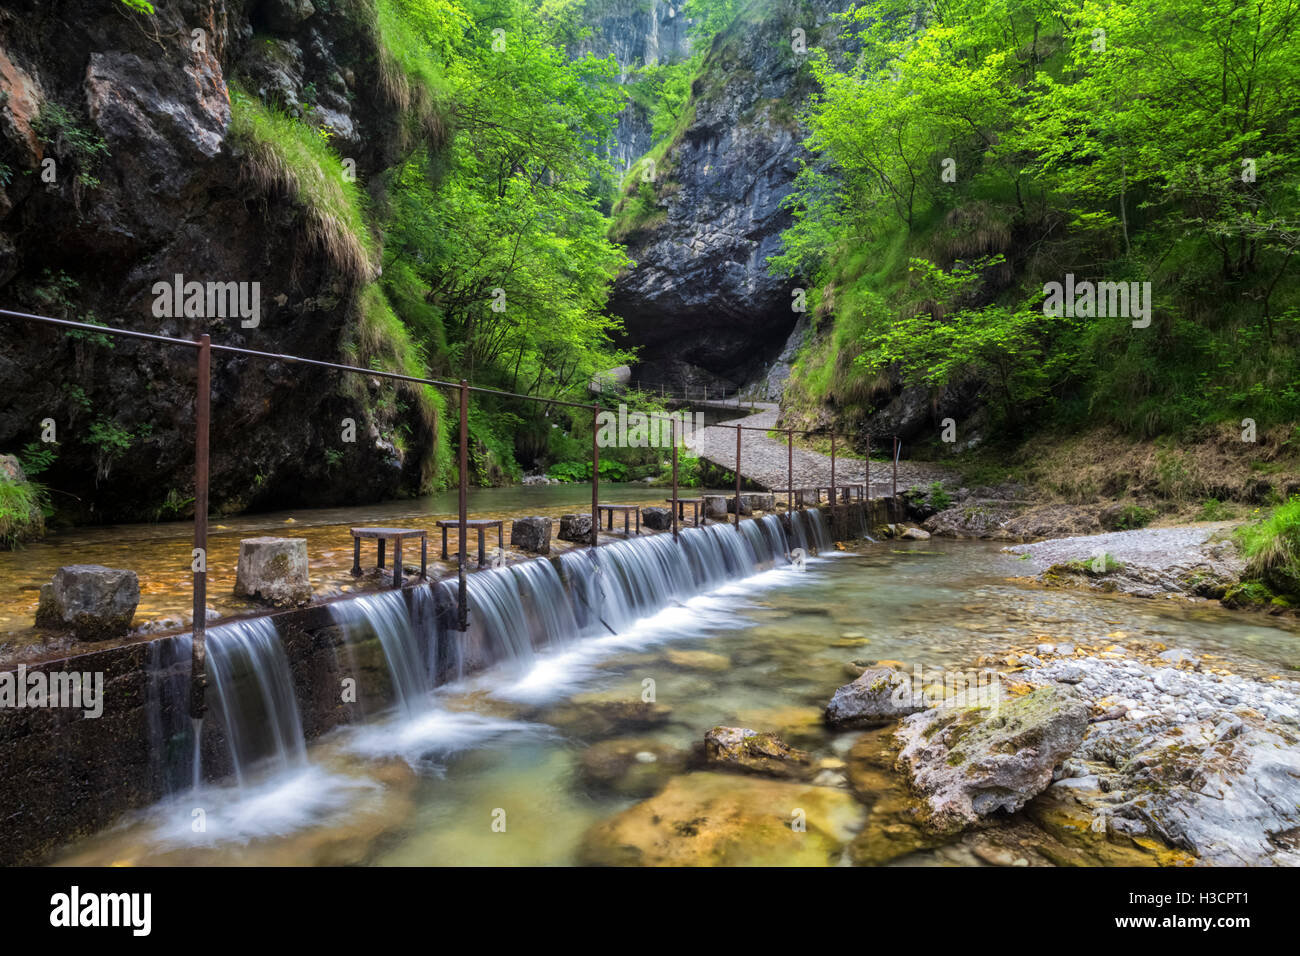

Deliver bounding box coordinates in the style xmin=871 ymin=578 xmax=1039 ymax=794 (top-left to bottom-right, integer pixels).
xmin=577 ymin=772 xmax=862 ymax=866
xmin=510 ymin=516 xmax=551 ymax=554
xmin=544 ymin=693 xmax=673 ymax=738
xmin=824 ymin=666 xmax=924 ymax=728
xmin=665 ymin=649 xmax=730 ymax=671
xmin=34 ymin=565 xmax=139 ymax=640
xmin=726 ymin=495 xmax=753 ymax=516
xmin=702 ymin=495 xmax=728 ymax=519
xmin=900 ymin=526 xmax=931 ymax=540
xmin=702 ymin=726 xmax=811 ymax=779
xmin=640 ymin=506 xmax=672 ymax=531
xmin=894 ymin=686 xmax=1090 ymax=833
xmin=575 ymin=738 xmax=689 ymax=798
xmin=264 ymin=0 xmax=317 ymax=34
xmin=234 ymin=537 xmax=311 ymax=606
xmin=924 ymin=502 xmax=1018 ymax=539
xmin=558 ymin=513 xmax=593 ymax=543
xmin=1158 ymin=648 xmax=1197 ymax=665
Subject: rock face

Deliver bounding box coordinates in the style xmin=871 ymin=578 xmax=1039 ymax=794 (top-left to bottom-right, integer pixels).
xmin=510 ymin=516 xmax=552 ymax=554
xmin=35 ymin=565 xmax=139 ymax=640
xmin=234 ymin=536 xmax=311 ymax=606
xmin=0 ymin=0 xmax=434 ymax=523
xmin=894 ymin=686 xmax=1089 ymax=833
xmin=558 ymin=513 xmax=593 ymax=543
xmin=825 ymin=666 xmax=924 ymax=728
xmin=1016 ymin=649 xmax=1300 ymax=865
xmin=639 ymin=506 xmax=672 ymax=531
xmin=702 ymin=726 xmax=811 ymax=779
xmin=608 ymin=0 xmax=852 ymax=391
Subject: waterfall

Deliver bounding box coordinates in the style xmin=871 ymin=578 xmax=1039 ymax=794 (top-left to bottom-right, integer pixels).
xmin=330 ymin=588 xmax=436 ymax=714
xmin=206 ymin=617 xmax=307 ymax=785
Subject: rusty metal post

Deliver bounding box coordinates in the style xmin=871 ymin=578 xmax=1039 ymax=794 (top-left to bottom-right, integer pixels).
xmin=591 ymin=404 xmax=600 ymax=548
xmin=671 ymin=417 xmax=679 ymax=543
xmin=865 ymin=434 xmax=870 ymax=501
xmin=830 ymin=432 xmax=836 ymax=505
xmin=457 ymin=380 xmax=468 ymax=631
xmin=892 ymin=434 xmax=898 ymax=501
xmin=787 ymin=428 xmax=794 ymax=511
xmin=189 ymin=334 xmax=210 ymax=720
xmin=734 ymin=425 xmax=741 ymax=529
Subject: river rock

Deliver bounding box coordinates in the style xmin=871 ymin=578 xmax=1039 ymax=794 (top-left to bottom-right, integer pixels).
xmin=558 ymin=513 xmax=593 ymax=543
xmin=702 ymin=726 xmax=811 ymax=779
xmin=575 ymin=738 xmax=689 ymax=798
xmin=727 ymin=495 xmax=753 ymax=516
xmin=751 ymin=493 xmax=776 ymax=511
xmin=234 ymin=537 xmax=311 ymax=606
xmin=894 ymin=686 xmax=1090 ymax=833
xmin=824 ymin=666 xmax=924 ymax=728
xmin=510 ymin=516 xmax=551 ymax=554
xmin=702 ymin=495 xmax=728 ymax=519
xmin=577 ymin=772 xmax=863 ymax=866
xmin=640 ymin=506 xmax=672 ymax=531
xmin=900 ymin=526 xmax=931 ymax=540
xmin=34 ymin=565 xmax=139 ymax=640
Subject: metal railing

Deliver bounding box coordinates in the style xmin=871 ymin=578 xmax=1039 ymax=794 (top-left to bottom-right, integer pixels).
xmin=0 ymin=306 xmax=901 ymax=720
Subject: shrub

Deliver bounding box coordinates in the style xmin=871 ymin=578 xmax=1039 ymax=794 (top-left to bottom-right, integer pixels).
xmin=1234 ymin=497 xmax=1300 ymax=598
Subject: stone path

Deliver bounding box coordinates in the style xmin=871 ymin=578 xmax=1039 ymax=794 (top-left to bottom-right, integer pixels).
xmin=687 ymin=405 xmax=950 ymax=497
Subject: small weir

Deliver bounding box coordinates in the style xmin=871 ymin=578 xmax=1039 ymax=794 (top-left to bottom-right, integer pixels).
xmin=179 ymin=511 xmax=822 ymax=789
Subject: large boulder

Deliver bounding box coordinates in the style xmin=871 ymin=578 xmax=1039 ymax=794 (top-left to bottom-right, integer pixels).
xmin=825 ymin=666 xmax=924 ymax=728
xmin=35 ymin=565 xmax=139 ymax=640
xmin=702 ymin=726 xmax=811 ymax=779
xmin=510 ymin=516 xmax=551 ymax=554
xmin=894 ymin=686 xmax=1090 ymax=833
xmin=558 ymin=513 xmax=593 ymax=543
xmin=702 ymin=495 xmax=728 ymax=519
xmin=640 ymin=506 xmax=672 ymax=531
xmin=726 ymin=495 xmax=753 ymax=516
xmin=234 ymin=537 xmax=311 ymax=606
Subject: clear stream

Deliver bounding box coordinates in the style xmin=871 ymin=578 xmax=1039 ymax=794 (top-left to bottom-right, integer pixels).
xmin=34 ymin=486 xmax=1299 ymax=866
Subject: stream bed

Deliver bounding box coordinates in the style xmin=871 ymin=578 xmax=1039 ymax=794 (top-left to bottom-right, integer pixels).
xmin=48 ymin=530 xmax=1300 ymax=867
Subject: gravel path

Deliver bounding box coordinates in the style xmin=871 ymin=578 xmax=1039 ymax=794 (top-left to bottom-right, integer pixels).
xmin=687 ymin=405 xmax=949 ymax=496
xmin=1008 ymin=524 xmax=1235 ymax=572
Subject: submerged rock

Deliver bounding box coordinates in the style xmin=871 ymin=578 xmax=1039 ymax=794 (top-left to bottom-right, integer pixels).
xmin=702 ymin=726 xmax=811 ymax=779
xmin=34 ymin=565 xmax=139 ymax=640
xmin=576 ymin=738 xmax=689 ymax=798
xmin=894 ymin=686 xmax=1090 ymax=833
xmin=825 ymin=665 xmax=924 ymax=728
xmin=577 ymin=772 xmax=862 ymax=866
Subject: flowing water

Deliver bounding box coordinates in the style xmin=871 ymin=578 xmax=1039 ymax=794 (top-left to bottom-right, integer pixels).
xmin=49 ymin=510 xmax=1300 ymax=867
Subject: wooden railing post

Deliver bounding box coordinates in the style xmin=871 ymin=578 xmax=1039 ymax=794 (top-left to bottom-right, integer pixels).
xmin=189 ymin=333 xmax=210 ymax=721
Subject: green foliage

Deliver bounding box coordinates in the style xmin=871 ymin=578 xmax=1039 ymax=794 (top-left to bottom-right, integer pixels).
xmin=32 ymin=101 xmax=109 ymax=189
xmin=0 ymin=472 xmax=46 ymax=549
xmin=777 ymin=0 xmax=1300 ymax=436
xmin=546 ymin=458 xmax=630 ymax=482
xmin=1113 ymin=504 xmax=1156 ymax=530
xmin=926 ymin=480 xmax=950 ymax=511
xmin=1197 ymin=498 xmax=1233 ymax=522
xmin=228 ymin=84 xmax=375 ymax=282
xmin=1234 ymin=496 xmax=1300 ymax=598
xmin=17 ymin=441 xmax=57 ymax=478
xmin=85 ymin=418 xmax=136 ymax=483
xmin=116 ymin=0 xmax=156 ymax=12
